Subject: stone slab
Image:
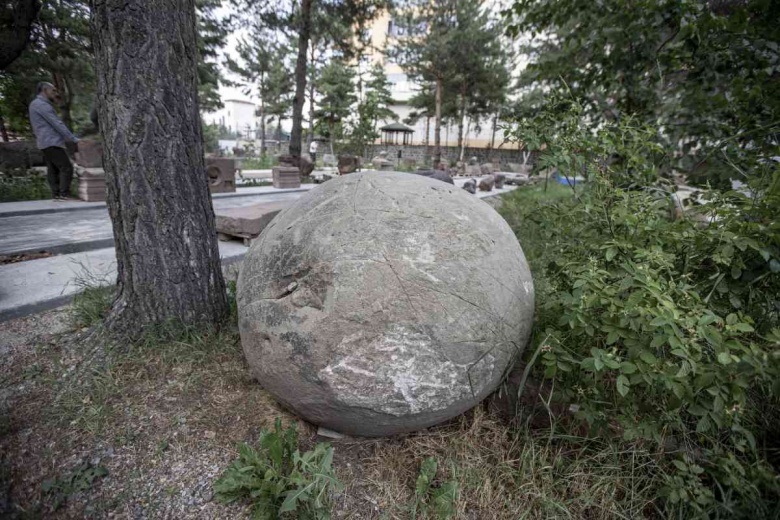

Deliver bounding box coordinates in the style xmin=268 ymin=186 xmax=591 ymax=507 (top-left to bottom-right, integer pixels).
xmin=215 ymin=201 xmax=289 ymax=239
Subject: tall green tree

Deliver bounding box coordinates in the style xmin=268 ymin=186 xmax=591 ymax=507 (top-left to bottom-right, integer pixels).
xmin=505 ymin=0 xmax=780 ymax=180
xmin=314 ymin=58 xmax=357 ymax=141
xmin=363 ymin=63 xmax=395 ymax=131
xmin=232 ymin=0 xmax=389 ymax=161
xmin=197 ymin=0 xmax=230 ymax=112
xmin=227 ymin=31 xmax=292 ymax=154
xmin=391 ymin=0 xmax=510 ymax=166
xmin=0 ymin=0 xmax=93 ymax=135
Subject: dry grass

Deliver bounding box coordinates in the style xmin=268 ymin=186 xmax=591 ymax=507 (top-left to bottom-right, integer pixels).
xmin=1 ymin=302 xmax=666 ymax=519
xmin=333 ymin=407 xmax=664 ymax=519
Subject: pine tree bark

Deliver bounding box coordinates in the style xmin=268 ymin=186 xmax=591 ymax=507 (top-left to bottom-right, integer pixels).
xmin=91 ymin=0 xmax=229 ymax=334
xmin=289 ymin=0 xmax=312 ymax=159
xmin=307 ymin=38 xmax=316 ymax=151
xmin=433 ymin=77 xmax=442 ymax=168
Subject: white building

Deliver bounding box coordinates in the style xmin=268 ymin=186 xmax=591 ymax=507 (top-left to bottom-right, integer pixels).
xmin=203 ymin=99 xmax=259 ymax=139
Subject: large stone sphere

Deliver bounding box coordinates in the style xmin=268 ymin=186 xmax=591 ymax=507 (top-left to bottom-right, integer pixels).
xmin=237 ymin=171 xmax=534 ymax=436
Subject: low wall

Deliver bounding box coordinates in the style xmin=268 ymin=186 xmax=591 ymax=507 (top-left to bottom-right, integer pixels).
xmin=363 ymin=144 xmax=536 ymax=168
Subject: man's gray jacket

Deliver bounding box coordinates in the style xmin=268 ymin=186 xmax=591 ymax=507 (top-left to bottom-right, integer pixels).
xmin=29 ymin=95 xmax=79 ymax=150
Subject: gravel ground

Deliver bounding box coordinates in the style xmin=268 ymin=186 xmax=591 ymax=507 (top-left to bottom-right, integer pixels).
xmin=0 ymin=305 xmax=529 ymax=520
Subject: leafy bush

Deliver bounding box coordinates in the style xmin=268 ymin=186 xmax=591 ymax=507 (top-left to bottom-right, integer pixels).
xmin=0 ymin=170 xmax=79 ymax=202
xmin=214 ymin=418 xmax=343 ymax=519
xmin=502 ymin=108 xmax=780 ymax=517
xmin=240 ymin=155 xmax=278 ymax=170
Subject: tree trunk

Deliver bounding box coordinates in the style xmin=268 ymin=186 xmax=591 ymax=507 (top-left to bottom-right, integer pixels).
xmin=490 ymin=110 xmax=498 ymax=149
xmin=91 ymin=0 xmax=229 ymax=334
xmin=460 ymin=117 xmax=470 ymax=162
xmin=456 ymin=93 xmax=465 ymax=150
xmin=259 ymin=87 xmax=267 ymax=156
xmin=52 ymin=72 xmax=73 ymax=129
xmin=289 ymin=0 xmax=312 ymax=159
xmin=433 ymin=77 xmax=442 ymax=168
xmin=0 ymin=114 xmax=8 ymax=141
xmin=307 ymin=38 xmax=316 ymax=150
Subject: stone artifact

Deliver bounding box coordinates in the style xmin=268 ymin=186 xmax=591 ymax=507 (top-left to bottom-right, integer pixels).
xmin=272 ymin=165 xmax=301 ymax=189
xmin=299 ymin=155 xmax=315 ymax=177
xmin=371 ymin=151 xmax=394 ymax=171
xmin=462 ymin=179 xmax=477 ymax=194
xmin=215 ymin=201 xmax=288 ymax=245
xmin=278 ymin=155 xmax=314 ymax=177
xmin=494 ymin=172 xmax=506 ymax=189
xmin=74 ymin=138 xmax=103 ymax=168
xmin=504 ymin=174 xmax=529 ymax=186
xmin=478 ymin=175 xmax=495 ymax=191
xmin=337 ymin=155 xmax=360 ymax=174
xmin=480 ymin=163 xmax=495 ymax=176
xmin=76 ymin=166 xmax=107 ymax=201
xmin=322 ymin=154 xmax=337 ymax=167
xmin=206 ymin=157 xmax=237 ymax=193
xmin=413 ymin=170 xmax=454 ymax=185
xmin=238 ymin=171 xmax=534 ymax=436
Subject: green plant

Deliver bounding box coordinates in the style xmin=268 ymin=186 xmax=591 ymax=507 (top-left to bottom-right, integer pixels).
xmin=0 ymin=170 xmax=79 ymax=202
xmin=411 ymin=457 xmax=458 ymax=520
xmin=71 ymin=285 xmax=115 ymax=328
xmin=214 ymin=418 xmax=343 ymax=519
xmin=240 ymin=155 xmax=278 ymax=170
xmin=42 ymin=461 xmax=108 ymax=510
xmin=500 ymin=102 xmax=780 ymax=517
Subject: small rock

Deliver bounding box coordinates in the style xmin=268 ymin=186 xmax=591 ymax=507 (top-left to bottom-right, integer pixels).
xmin=204 ymin=430 xmax=216 ymax=439
xmin=317 ymin=426 xmax=345 ymax=439
xmin=478 ymin=175 xmax=495 ymax=191
xmin=462 ymin=179 xmax=477 ymax=194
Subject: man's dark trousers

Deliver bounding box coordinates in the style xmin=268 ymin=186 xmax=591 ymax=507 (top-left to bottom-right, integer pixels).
xmin=42 ymin=146 xmax=74 ymax=198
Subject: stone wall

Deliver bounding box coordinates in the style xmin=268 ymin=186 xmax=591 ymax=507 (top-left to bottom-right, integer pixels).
xmin=364 ymin=144 xmax=536 ymax=168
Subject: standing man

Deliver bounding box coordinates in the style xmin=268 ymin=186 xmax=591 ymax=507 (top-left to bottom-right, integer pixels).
xmin=309 ymin=139 xmax=318 ymax=166
xmin=29 ymin=82 xmax=79 ymax=200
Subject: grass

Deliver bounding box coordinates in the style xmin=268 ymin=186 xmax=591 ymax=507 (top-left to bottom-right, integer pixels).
xmin=0 ymin=171 xmax=79 ymax=202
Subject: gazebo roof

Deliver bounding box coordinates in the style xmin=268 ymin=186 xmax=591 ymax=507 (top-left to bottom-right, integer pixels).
xmin=379 ymin=122 xmax=414 ymax=133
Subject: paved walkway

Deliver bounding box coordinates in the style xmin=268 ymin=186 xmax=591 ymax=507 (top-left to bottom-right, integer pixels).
xmin=0 ymin=176 xmax=516 ymax=321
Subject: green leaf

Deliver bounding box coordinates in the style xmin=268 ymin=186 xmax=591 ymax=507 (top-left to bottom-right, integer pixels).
xmin=616 ymin=375 xmax=630 ymax=397
xmin=717 ymin=352 xmax=732 ymax=365
xmin=620 ymin=361 xmax=637 ymax=374
xmin=731 ymin=322 xmax=754 ymax=333
xmin=640 ymin=351 xmax=658 ymax=365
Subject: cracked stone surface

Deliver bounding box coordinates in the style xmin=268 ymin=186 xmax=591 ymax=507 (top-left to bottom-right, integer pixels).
xmin=237 ymin=171 xmax=534 ymax=436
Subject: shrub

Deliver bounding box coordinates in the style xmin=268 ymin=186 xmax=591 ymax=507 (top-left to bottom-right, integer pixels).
xmin=501 ymin=106 xmax=780 ymax=517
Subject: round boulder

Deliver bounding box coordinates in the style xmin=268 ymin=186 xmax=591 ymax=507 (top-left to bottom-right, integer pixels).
xmin=237 ymin=171 xmax=534 ymax=436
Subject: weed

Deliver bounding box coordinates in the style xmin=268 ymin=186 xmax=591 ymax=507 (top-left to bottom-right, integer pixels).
xmin=411 ymin=457 xmax=458 ymax=519
xmin=214 ymin=418 xmax=343 ymax=519
xmin=42 ymin=461 xmax=108 ymax=511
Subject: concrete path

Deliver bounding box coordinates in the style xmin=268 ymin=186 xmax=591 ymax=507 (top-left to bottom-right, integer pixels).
xmin=0 ymin=188 xmax=314 ymax=256
xmin=0 ymin=175 xmax=516 ymax=322
xmin=0 ymin=241 xmax=247 ymax=322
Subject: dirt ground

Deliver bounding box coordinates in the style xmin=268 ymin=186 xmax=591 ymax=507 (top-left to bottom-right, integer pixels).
xmin=0 ymin=306 xmax=515 ymax=519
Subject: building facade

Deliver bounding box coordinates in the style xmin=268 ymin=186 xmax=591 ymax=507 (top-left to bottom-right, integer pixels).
xmin=203 ymin=99 xmax=259 ymax=139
